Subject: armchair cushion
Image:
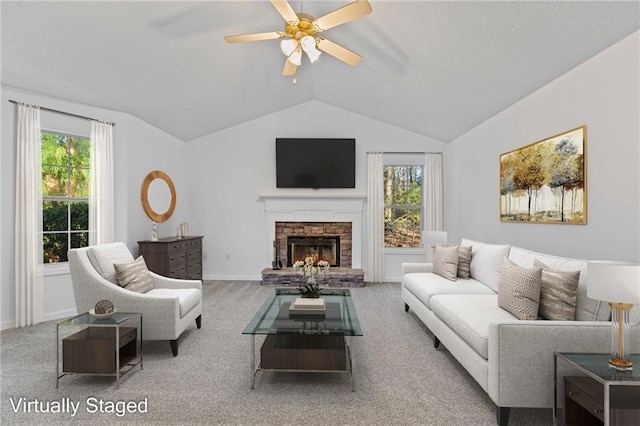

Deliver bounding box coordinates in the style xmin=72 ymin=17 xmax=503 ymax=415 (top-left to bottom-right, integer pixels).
xmin=147 ymin=288 xmax=201 ymax=318
xmin=88 ymin=244 xmax=134 ymax=284
xmin=114 ymin=256 xmax=154 ymax=293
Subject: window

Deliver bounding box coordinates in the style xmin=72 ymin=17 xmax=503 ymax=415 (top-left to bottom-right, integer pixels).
xmin=384 ymin=165 xmax=423 ymax=248
xmin=41 ymin=131 xmax=90 ymax=263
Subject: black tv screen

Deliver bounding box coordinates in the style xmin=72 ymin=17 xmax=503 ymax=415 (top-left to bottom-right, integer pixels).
xmin=276 ymin=138 xmax=356 ymax=188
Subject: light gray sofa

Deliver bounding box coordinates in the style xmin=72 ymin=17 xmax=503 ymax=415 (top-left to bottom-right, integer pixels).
xmin=401 ymin=238 xmax=640 ymax=426
xmin=69 ymin=242 xmax=203 ymax=356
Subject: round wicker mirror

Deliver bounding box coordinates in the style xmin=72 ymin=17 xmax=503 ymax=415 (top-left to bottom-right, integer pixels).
xmin=141 ymin=170 xmax=176 ymax=222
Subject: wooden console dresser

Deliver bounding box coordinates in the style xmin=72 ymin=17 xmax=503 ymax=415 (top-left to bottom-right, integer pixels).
xmin=138 ymin=236 xmax=203 ymax=280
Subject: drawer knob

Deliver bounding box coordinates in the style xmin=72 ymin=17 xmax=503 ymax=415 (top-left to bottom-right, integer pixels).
xmin=593 ymin=409 xmax=601 ymax=414
xmin=568 ymin=391 xmax=576 ymax=396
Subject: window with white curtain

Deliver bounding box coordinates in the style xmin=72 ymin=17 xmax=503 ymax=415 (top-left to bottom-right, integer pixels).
xmin=41 ymin=130 xmax=90 ymax=263
xmin=383 ymin=154 xmax=424 ymax=248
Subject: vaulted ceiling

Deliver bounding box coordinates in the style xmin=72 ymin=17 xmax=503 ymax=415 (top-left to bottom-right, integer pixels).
xmin=2 ymin=1 xmax=639 ymax=142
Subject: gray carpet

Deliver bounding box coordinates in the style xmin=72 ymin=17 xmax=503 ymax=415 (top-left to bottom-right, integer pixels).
xmin=1 ymin=281 xmax=553 ymax=425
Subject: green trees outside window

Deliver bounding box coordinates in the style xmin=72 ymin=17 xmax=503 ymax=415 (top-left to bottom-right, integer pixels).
xmin=384 ymin=165 xmax=423 ymax=248
xmin=41 ymin=132 xmax=90 ymax=263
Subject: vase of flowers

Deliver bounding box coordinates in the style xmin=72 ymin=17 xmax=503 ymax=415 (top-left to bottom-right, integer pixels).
xmin=293 ymin=256 xmax=330 ymax=298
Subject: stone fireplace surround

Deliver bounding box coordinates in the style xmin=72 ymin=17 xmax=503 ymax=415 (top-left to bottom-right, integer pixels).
xmin=276 ymin=221 xmax=352 ymax=267
xmin=260 ymin=195 xmax=365 ymax=287
xmin=261 ymin=195 xmax=365 ymax=269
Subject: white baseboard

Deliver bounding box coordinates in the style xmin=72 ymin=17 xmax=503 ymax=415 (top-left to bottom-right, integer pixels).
xmin=44 ymin=308 xmax=78 ymax=322
xmin=203 ymin=275 xmax=262 ymax=281
xmin=1 ymin=308 xmax=77 ymax=331
xmin=203 ymin=274 xmax=401 ymax=283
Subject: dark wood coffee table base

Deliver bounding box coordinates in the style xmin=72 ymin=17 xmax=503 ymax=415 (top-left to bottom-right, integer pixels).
xmin=251 ymin=334 xmax=355 ymax=391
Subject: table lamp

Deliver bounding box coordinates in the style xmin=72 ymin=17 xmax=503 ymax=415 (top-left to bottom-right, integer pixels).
xmin=587 ymin=261 xmax=640 ymax=370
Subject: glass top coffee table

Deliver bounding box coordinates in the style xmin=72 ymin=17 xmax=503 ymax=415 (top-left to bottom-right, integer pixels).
xmin=243 ymin=288 xmax=362 ymax=391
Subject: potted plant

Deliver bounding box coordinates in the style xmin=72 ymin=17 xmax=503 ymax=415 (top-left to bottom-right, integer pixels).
xmin=292 ymin=256 xmax=329 ymax=298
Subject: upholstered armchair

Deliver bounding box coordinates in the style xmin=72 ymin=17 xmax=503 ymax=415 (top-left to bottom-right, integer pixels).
xmin=68 ymin=242 xmax=202 ymax=356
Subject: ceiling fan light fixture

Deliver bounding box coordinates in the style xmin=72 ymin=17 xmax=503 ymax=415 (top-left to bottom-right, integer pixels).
xmin=280 ymin=38 xmax=298 ymax=56
xmin=288 ymin=46 xmax=302 ymax=66
xmin=301 ymin=35 xmax=321 ymax=63
xmin=225 ymin=0 xmax=373 ymax=78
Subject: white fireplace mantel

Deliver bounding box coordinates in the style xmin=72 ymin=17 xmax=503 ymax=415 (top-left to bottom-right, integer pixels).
xmin=260 ymin=194 xmax=366 ymax=269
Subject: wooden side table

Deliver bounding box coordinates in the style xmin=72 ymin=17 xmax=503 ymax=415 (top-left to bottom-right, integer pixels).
xmin=56 ymin=312 xmax=143 ymax=389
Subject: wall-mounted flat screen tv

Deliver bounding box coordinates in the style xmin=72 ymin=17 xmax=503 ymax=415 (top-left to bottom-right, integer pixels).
xmin=276 ymin=138 xmax=356 ymax=188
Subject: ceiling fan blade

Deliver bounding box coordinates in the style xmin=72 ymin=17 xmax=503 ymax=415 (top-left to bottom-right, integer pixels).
xmin=314 ymin=0 xmax=372 ymax=31
xmin=316 ymin=38 xmax=362 ymax=66
xmin=270 ymin=0 xmax=299 ymax=23
xmin=283 ymin=58 xmax=298 ymax=76
xmin=224 ymin=32 xmax=283 ymax=43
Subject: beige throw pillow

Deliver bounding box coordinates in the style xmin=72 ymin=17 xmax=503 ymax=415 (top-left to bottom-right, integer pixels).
xmin=457 ymin=246 xmax=472 ymax=279
xmin=433 ymin=244 xmax=459 ymax=281
xmin=498 ymin=258 xmax=542 ymax=320
xmin=534 ymin=259 xmax=580 ymax=321
xmin=114 ymin=256 xmax=153 ymax=293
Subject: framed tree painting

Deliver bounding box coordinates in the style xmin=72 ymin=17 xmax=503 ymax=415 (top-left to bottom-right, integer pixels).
xmin=500 ymin=125 xmax=586 ymax=224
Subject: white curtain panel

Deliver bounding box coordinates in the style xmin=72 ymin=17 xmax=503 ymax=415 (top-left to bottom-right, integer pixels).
xmin=424 ymin=153 xmax=443 ymax=232
xmin=15 ymin=103 xmax=44 ymax=327
xmin=89 ymin=120 xmax=115 ymax=246
xmin=366 ymin=153 xmax=384 ymax=282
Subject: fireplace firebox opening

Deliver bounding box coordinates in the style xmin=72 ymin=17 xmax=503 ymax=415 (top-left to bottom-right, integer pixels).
xmin=287 ymin=236 xmax=340 ymax=267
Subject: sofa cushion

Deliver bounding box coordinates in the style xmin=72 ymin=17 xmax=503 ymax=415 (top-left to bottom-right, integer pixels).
xmin=498 ymin=258 xmax=542 ymax=320
xmin=433 ymin=244 xmax=459 ymax=281
xmin=508 ymin=246 xmax=610 ymax=321
xmin=114 ymin=256 xmax=154 ymax=294
xmin=403 ymin=273 xmax=495 ymax=309
xmin=461 ymin=239 xmax=511 ymax=292
xmin=430 ymin=294 xmax=518 ymax=359
xmin=146 ymin=288 xmax=201 ymax=318
xmin=87 ymin=243 xmax=135 ymax=284
xmin=457 ymin=245 xmax=472 ymax=279
xmin=534 ymin=259 xmax=580 ymax=321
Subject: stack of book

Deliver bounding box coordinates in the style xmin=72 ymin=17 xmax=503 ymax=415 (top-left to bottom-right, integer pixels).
xmin=289 ymin=298 xmax=326 ymax=317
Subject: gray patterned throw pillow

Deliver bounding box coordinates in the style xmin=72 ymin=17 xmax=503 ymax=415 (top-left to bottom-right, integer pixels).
xmin=498 ymin=258 xmax=542 ymax=320
xmin=534 ymin=259 xmax=580 ymax=321
xmin=114 ymin=256 xmax=154 ymax=293
xmin=433 ymin=244 xmax=459 ymax=281
xmin=457 ymin=246 xmax=472 ymax=279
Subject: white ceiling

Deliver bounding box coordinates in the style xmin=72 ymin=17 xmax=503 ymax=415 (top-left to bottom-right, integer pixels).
xmin=2 ymin=1 xmax=639 ymax=142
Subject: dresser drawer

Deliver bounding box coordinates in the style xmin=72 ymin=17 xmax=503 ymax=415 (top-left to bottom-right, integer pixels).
xmin=566 ymin=377 xmax=605 ymax=423
xmin=169 ymin=242 xmax=183 ymax=251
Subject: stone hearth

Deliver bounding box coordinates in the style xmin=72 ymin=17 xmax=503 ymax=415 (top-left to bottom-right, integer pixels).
xmin=261 ymin=267 xmax=364 ymax=288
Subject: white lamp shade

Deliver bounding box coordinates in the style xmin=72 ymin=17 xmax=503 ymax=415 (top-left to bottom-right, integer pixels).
xmin=587 ymin=261 xmax=640 ymax=304
xmin=287 ymin=46 xmax=302 ymax=66
xmin=280 ymin=39 xmax=298 ymax=57
xmin=300 ymin=36 xmax=321 ymax=63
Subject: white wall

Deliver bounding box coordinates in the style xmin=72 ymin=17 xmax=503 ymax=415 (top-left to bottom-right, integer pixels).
xmin=186 ymin=100 xmax=449 ymax=282
xmin=447 ymin=31 xmax=640 ymax=261
xmin=1 ymin=85 xmax=188 ymax=329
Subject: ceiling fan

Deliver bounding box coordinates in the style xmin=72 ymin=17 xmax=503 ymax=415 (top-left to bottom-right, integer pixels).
xmin=224 ymin=0 xmax=372 ymax=80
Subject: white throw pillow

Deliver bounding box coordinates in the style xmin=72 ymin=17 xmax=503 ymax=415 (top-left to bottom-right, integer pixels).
xmin=114 ymin=256 xmax=153 ymax=293
xmin=433 ymin=244 xmax=459 ymax=281
xmin=461 ymin=239 xmax=511 ymax=292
